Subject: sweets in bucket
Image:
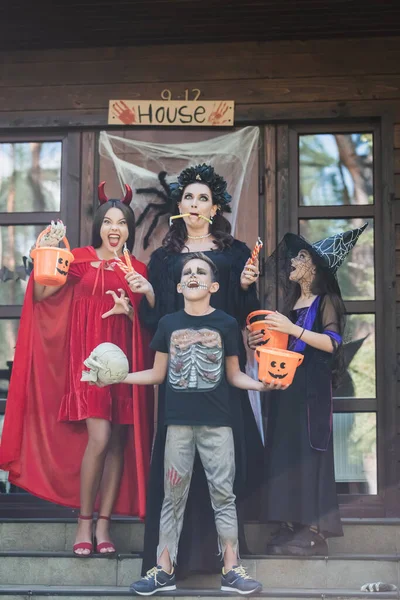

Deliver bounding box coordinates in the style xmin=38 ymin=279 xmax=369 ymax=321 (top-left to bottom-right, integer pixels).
xmin=30 ymin=226 xmax=74 ymax=287
xmin=81 ymin=343 xmax=129 ymax=386
xmin=255 ymin=347 xmax=304 ymax=387
xmin=246 ymin=310 xmax=288 ymax=349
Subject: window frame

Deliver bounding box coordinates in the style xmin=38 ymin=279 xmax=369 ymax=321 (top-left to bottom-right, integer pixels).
xmin=0 ymin=131 xmax=81 ymax=516
xmin=279 ymin=120 xmax=392 ymax=516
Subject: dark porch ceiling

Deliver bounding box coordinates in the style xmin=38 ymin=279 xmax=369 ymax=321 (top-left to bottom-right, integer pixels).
xmin=2 ymin=0 xmax=400 ymax=51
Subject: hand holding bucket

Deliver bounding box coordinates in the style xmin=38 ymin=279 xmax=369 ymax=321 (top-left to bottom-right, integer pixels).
xmin=30 ymin=227 xmax=74 ymax=287
xmin=255 ymin=347 xmax=304 ymax=387
xmin=246 ymin=310 xmax=288 ymax=349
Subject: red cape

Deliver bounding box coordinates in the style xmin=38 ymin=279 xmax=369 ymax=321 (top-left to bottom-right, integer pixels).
xmin=0 ymin=246 xmax=153 ymax=518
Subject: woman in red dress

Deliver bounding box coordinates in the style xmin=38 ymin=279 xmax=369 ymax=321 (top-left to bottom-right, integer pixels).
xmin=0 ymin=185 xmax=154 ymax=556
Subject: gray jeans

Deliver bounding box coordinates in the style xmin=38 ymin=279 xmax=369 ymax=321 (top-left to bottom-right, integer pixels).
xmin=157 ymin=425 xmax=238 ymax=564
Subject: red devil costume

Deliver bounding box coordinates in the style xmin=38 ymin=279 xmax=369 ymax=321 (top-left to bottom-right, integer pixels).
xmin=0 ymin=184 xmax=153 ymax=518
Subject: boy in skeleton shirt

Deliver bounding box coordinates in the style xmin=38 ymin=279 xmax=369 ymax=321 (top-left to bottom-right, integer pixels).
xmin=121 ymin=253 xmax=272 ymax=595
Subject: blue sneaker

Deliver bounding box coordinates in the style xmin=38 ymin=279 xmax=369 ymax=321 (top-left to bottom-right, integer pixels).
xmin=221 ymin=565 xmax=262 ymax=595
xmin=130 ymin=565 xmax=176 ymax=596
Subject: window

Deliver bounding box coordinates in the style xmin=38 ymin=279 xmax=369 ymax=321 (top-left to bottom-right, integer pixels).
xmin=0 ymin=137 xmax=63 ymax=498
xmin=299 ymin=133 xmax=373 ymax=206
xmin=294 ymin=125 xmax=379 ymax=498
xmin=0 ymin=142 xmax=61 ymax=212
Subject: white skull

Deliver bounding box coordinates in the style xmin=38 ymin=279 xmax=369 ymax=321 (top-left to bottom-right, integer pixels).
xmin=81 ymin=343 xmax=129 ymax=386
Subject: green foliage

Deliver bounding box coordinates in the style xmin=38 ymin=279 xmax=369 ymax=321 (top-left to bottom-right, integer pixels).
xmin=299 ymin=133 xmax=373 ymax=206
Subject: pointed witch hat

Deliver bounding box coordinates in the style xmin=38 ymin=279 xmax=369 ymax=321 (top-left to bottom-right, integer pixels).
xmin=284 ymin=222 xmax=368 ymax=274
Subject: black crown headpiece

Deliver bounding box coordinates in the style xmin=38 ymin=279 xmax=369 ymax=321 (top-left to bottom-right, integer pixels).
xmin=169 ymin=164 xmax=232 ymax=213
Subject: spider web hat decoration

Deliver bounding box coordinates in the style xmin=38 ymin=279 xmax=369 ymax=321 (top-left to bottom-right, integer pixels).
xmin=284 ymin=223 xmax=368 ymax=274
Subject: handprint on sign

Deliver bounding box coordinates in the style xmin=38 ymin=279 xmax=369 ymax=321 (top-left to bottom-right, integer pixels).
xmin=112 ymin=101 xmax=136 ymax=125
xmin=208 ymin=102 xmax=230 ymax=125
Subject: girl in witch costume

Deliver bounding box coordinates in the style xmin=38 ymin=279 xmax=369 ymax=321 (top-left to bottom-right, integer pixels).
xmin=258 ymin=223 xmax=367 ymax=556
xmin=0 ymin=184 xmax=154 ymax=556
xmin=136 ymin=164 xmax=264 ymax=578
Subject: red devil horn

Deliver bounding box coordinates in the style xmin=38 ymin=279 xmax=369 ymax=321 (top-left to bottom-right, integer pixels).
xmin=98 ymin=181 xmax=109 ymax=204
xmin=123 ymin=184 xmax=133 ymax=205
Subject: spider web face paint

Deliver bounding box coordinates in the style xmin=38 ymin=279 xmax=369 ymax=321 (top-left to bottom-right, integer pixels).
xmin=289 ymin=251 xmax=315 ymax=283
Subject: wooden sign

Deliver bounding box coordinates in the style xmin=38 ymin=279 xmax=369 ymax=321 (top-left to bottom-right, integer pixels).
xmin=108 ymin=100 xmax=235 ymax=127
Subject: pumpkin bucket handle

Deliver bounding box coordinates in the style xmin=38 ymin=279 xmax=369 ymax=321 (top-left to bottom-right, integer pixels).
xmin=246 ymin=310 xmax=274 ymax=327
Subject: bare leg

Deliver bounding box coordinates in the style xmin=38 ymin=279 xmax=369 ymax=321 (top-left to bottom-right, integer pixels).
xmin=95 ymin=424 xmax=128 ymax=552
xmin=158 ymin=547 xmax=173 ymax=572
xmin=74 ymin=418 xmax=111 ymax=555
xmin=223 ymin=544 xmax=237 ymax=571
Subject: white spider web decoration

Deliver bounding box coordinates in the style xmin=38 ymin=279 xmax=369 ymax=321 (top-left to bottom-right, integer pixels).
xmin=312 ymin=223 xmax=368 ymax=273
xmin=99 ymin=127 xmax=260 ymax=258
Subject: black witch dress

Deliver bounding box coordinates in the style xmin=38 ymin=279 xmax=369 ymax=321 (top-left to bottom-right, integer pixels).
xmin=259 ymin=295 xmax=343 ymax=538
xmin=139 ymin=240 xmax=263 ymax=577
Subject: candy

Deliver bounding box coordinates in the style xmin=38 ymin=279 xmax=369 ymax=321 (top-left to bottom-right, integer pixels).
xmin=113 ymin=245 xmax=135 ymax=274
xmin=123 ymin=244 xmax=133 ymax=272
xmin=198 ymin=214 xmax=213 ymax=224
xmin=169 ymin=213 xmax=212 ymax=226
xmin=169 ymin=213 xmax=190 ymax=226
xmin=249 ymin=237 xmax=263 ymax=264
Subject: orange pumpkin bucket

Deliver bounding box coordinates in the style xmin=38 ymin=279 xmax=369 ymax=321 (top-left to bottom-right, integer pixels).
xmin=246 ymin=310 xmax=288 ymax=349
xmin=30 ymin=228 xmax=74 ymax=287
xmin=255 ymin=347 xmax=304 ymax=387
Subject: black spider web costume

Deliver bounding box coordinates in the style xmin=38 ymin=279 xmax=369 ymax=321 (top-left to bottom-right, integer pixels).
xmin=257 ymin=224 xmax=367 ymax=543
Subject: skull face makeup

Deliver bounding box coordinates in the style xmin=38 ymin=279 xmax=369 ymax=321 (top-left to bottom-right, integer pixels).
xmin=180 ymin=279 xmax=209 ymax=291
xmin=177 ymin=257 xmax=219 ymax=298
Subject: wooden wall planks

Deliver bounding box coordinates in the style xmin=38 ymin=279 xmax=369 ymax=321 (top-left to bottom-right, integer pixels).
xmin=0 ymin=37 xmax=399 ymax=123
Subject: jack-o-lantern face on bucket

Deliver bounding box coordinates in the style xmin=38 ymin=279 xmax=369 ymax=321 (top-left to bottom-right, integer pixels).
xmin=246 ymin=311 xmax=288 ymax=350
xmin=56 ymin=256 xmax=69 ymax=276
xmin=258 ymin=328 xmax=271 ymax=346
xmin=268 ymin=360 xmax=288 ymax=380
xmin=255 ymin=347 xmax=304 ymax=388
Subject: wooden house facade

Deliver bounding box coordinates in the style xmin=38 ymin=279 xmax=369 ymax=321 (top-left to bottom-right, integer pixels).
xmin=0 ymin=22 xmax=399 ymax=519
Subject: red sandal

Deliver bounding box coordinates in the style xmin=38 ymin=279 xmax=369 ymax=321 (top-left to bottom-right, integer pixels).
xmin=95 ymin=515 xmax=116 ymax=555
xmin=73 ymin=515 xmax=94 ymax=557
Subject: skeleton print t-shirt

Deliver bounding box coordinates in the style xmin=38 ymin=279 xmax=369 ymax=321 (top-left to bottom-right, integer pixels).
xmin=150 ymin=309 xmax=240 ymax=427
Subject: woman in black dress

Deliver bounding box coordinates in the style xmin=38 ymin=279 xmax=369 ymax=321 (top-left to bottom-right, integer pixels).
xmin=138 ymin=164 xmax=263 ymax=577
xmin=259 ymin=225 xmax=367 ymax=556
